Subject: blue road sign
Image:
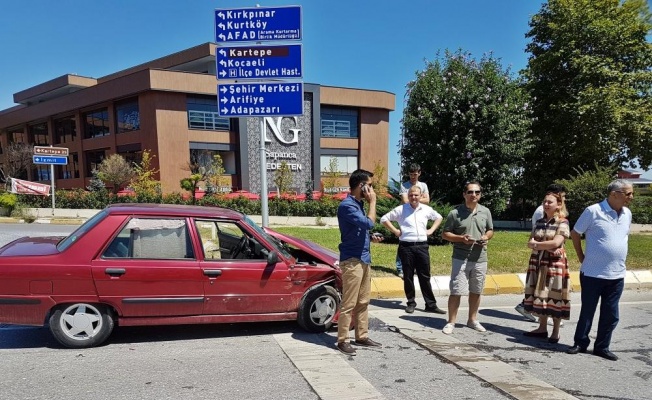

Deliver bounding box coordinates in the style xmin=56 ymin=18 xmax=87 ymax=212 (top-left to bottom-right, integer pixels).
xmin=217 ymin=82 xmax=304 ymax=117
xmin=217 ymin=44 xmax=302 ymax=80
xmin=33 ymin=155 xmax=68 ymax=165
xmin=215 ymin=6 xmax=301 ymax=43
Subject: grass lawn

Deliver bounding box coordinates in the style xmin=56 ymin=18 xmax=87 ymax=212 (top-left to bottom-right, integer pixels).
xmin=272 ymin=227 xmax=652 ymax=277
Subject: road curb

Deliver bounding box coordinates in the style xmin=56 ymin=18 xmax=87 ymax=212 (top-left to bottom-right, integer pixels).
xmin=370 ymin=270 xmax=652 ymax=299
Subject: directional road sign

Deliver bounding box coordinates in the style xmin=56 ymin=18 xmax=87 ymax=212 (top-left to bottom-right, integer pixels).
xmin=33 ymin=155 xmax=68 ymax=165
xmin=34 ymin=146 xmax=69 ymax=156
xmin=216 ymin=44 xmax=302 ymax=80
xmin=217 ymin=82 xmax=304 ymax=117
xmin=215 ymin=6 xmax=301 ymax=43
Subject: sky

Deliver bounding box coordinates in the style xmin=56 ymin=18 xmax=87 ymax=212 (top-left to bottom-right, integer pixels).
xmin=1 ymin=0 xmax=650 ymax=181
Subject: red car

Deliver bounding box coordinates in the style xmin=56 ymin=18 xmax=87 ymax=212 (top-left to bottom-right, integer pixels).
xmin=0 ymin=204 xmax=342 ymax=348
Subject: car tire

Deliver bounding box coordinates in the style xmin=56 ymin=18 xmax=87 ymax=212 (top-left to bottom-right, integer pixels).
xmin=49 ymin=303 xmax=115 ymax=348
xmin=298 ymin=285 xmax=339 ymax=332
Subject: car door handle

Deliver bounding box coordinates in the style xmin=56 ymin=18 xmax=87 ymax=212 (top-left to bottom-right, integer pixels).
xmin=203 ymin=269 xmax=223 ymax=277
xmin=105 ymin=268 xmax=126 ymax=277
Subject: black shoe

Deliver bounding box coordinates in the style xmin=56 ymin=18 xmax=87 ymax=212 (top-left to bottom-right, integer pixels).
xmin=548 ymin=336 xmax=560 ymax=344
xmin=405 ymin=304 xmax=415 ymax=313
xmin=337 ymin=342 xmax=356 ymax=355
xmin=424 ymin=306 xmax=447 ymax=314
xmin=593 ymin=349 xmax=618 ymax=361
xmin=566 ymin=345 xmax=588 ymax=354
xmin=354 ymin=338 xmax=382 ymax=347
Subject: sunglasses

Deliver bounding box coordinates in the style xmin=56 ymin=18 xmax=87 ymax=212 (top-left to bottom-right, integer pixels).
xmin=466 ymin=190 xmax=481 ymax=195
xmin=614 ymin=190 xmax=634 ymax=197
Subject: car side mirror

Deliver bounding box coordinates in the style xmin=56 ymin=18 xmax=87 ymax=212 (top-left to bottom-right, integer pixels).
xmin=267 ymin=251 xmax=279 ymax=265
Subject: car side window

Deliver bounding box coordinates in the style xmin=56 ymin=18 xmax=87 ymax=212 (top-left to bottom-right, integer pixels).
xmin=194 ymin=219 xmax=264 ymax=261
xmin=102 ymin=218 xmax=194 ymax=260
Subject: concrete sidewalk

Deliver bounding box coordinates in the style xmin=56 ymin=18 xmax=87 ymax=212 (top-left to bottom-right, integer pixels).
xmin=370 ymin=270 xmax=652 ymax=299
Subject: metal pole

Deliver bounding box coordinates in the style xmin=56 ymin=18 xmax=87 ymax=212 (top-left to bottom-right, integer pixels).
xmin=50 ymin=163 xmax=55 ymax=215
xmin=260 ymin=118 xmax=269 ymax=227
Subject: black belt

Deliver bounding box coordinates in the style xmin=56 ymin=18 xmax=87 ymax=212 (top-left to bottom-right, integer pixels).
xmin=399 ymin=241 xmax=428 ymax=247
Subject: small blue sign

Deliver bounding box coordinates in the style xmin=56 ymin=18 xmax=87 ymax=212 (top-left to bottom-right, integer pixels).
xmin=217 ymin=82 xmax=304 ymax=117
xmin=217 ymin=44 xmax=302 ymax=80
xmin=33 ymin=155 xmax=68 ymax=165
xmin=215 ymin=6 xmax=302 ymax=43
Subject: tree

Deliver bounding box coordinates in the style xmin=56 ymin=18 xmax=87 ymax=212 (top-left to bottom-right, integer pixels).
xmin=96 ymin=154 xmax=135 ymax=194
xmin=273 ymin=161 xmax=292 ymax=195
xmin=523 ymin=0 xmax=652 ymax=191
xmin=206 ymin=154 xmax=229 ymax=194
xmin=130 ymin=150 xmax=160 ymax=198
xmin=402 ymin=50 xmax=533 ymax=212
xmin=4 ymin=142 xmax=32 ymax=180
xmin=371 ymin=160 xmax=388 ymax=198
xmin=322 ymin=156 xmax=340 ymax=194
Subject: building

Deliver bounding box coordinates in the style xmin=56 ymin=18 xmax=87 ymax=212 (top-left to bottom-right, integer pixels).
xmin=0 ymin=42 xmax=395 ymax=195
xmin=618 ymin=169 xmax=652 ymax=193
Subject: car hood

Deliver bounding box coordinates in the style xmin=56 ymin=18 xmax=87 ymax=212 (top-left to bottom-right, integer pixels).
xmin=264 ymin=228 xmax=338 ymax=267
xmin=0 ymin=236 xmax=64 ymax=256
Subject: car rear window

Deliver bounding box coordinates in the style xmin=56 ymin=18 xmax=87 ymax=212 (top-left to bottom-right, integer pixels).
xmin=57 ymin=210 xmax=108 ymax=252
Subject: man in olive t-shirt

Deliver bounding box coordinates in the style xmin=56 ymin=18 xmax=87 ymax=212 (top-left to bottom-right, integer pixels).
xmin=441 ymin=181 xmax=494 ymax=335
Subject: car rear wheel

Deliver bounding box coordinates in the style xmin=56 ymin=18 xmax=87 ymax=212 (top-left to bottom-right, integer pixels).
xmin=49 ymin=303 xmax=114 ymax=348
xmin=298 ymin=285 xmax=339 ymax=332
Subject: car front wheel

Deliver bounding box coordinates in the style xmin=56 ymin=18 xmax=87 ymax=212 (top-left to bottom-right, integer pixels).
xmin=298 ymin=285 xmax=339 ymax=332
xmin=49 ymin=303 xmax=114 ymax=348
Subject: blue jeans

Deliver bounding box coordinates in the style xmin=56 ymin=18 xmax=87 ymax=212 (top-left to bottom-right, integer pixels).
xmin=573 ymin=273 xmax=624 ymax=352
xmin=396 ymin=255 xmax=402 ymax=274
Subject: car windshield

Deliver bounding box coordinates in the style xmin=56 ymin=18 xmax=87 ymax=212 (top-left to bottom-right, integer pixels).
xmin=242 ymin=215 xmax=293 ymax=260
xmin=56 ymin=210 xmax=108 ymax=252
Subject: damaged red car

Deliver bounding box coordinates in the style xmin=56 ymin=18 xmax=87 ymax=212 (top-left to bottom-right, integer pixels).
xmin=0 ymin=204 xmax=342 ymax=348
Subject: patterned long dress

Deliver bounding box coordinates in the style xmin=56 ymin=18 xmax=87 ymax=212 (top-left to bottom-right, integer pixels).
xmin=523 ymin=217 xmax=571 ymax=320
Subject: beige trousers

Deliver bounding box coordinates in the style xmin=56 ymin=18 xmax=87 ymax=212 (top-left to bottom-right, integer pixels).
xmin=337 ymin=258 xmax=371 ymax=344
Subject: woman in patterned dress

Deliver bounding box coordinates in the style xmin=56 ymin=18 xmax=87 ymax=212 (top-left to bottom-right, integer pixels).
xmin=522 ymin=192 xmax=570 ymax=343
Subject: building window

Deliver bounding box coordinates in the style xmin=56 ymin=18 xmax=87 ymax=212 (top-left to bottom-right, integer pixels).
xmin=320 ymin=107 xmax=359 ymax=138
xmin=59 ymin=153 xmax=80 ymax=179
xmin=115 ymin=98 xmax=140 ymax=133
xmin=117 ymin=144 xmax=142 ymax=166
xmin=33 ymin=165 xmax=51 ymax=181
xmin=29 ymin=122 xmax=49 ymax=145
xmin=320 ymin=155 xmax=358 ymax=175
xmin=85 ymin=149 xmax=107 ymax=177
xmin=8 ymin=127 xmax=27 ymax=143
xmin=55 ymin=116 xmax=77 ymax=144
xmin=187 ymin=95 xmax=230 ymax=131
xmin=83 ymin=109 xmax=110 ymax=139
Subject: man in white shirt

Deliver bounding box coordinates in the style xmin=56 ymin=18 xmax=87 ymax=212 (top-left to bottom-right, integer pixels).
xmin=395 ymin=164 xmax=430 ymax=279
xmin=567 ymin=180 xmax=633 ymax=361
xmin=381 ymin=185 xmax=446 ymax=314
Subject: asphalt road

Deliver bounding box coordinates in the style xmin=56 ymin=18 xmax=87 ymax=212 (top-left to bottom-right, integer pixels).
xmin=1 ymin=224 xmax=651 ymax=400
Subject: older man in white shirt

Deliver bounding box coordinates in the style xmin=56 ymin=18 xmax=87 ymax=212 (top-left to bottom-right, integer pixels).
xmin=381 ymin=185 xmax=446 ymax=314
xmin=567 ymin=179 xmax=634 ymax=361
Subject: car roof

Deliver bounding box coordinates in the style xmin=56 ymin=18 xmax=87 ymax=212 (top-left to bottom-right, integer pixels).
xmin=105 ymin=203 xmax=245 ymax=220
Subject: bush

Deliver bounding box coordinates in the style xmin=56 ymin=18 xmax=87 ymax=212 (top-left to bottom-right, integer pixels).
xmin=630 ymin=195 xmax=652 ymax=224
xmin=0 ymin=192 xmax=18 ymax=212
xmin=558 ymin=165 xmax=617 ymax=225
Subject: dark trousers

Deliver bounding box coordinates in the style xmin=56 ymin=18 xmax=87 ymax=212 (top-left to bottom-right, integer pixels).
xmin=398 ymin=243 xmax=437 ymax=308
xmin=573 ymin=273 xmax=624 ymax=352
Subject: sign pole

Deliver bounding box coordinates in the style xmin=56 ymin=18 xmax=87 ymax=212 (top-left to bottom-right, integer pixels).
xmin=260 ymin=118 xmax=269 ymax=227
xmin=50 ymin=163 xmax=55 ymax=214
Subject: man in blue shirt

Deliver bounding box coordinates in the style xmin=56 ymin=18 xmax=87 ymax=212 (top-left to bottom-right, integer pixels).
xmin=567 ymin=180 xmax=634 ymax=361
xmin=336 ymin=169 xmax=383 ymax=356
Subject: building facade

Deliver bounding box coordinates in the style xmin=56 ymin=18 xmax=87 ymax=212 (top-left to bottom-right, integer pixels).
xmin=0 ymin=43 xmax=395 ymax=195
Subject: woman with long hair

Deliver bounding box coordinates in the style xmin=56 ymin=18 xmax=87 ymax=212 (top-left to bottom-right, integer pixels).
xmin=522 ymin=191 xmax=570 ymax=343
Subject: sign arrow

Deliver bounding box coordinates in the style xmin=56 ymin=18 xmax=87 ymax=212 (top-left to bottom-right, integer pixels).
xmin=218 ymin=33 xmax=225 ymax=41
xmin=220 ymin=86 xmax=227 ymax=93
xmin=219 ymin=49 xmax=226 ymax=56
xmin=218 ymin=22 xmax=225 ymax=30
xmin=219 ymin=59 xmax=226 ymax=67
xmin=221 ymin=107 xmax=228 ymax=114
xmin=217 ymin=11 xmax=224 ymax=19
xmin=219 ymin=70 xmax=226 ymax=77
xmin=220 ymin=97 xmax=228 ymax=104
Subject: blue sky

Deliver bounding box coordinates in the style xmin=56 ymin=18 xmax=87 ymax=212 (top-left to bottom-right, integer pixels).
xmin=1 ymin=0 xmax=650 ymax=180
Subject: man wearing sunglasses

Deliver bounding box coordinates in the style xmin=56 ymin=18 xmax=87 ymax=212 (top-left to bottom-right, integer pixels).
xmin=441 ymin=181 xmax=494 ymax=335
xmin=567 ymin=179 xmax=634 ymax=361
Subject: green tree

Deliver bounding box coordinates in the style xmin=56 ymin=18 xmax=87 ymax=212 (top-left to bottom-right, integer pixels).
xmin=402 ymin=50 xmax=533 ymax=212
xmin=130 ymin=150 xmax=161 ymax=199
xmin=557 ymin=164 xmax=617 ymax=224
xmin=523 ymin=0 xmax=652 ymax=190
xmin=273 ymin=161 xmax=292 ymax=195
xmin=96 ymin=154 xmax=135 ymax=194
xmin=322 ymin=156 xmax=339 ymax=194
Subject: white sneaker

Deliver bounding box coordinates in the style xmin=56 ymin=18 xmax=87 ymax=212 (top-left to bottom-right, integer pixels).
xmin=442 ymin=323 xmax=455 ymax=335
xmin=467 ymin=321 xmax=487 ymax=332
xmin=515 ymin=304 xmax=538 ymax=322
